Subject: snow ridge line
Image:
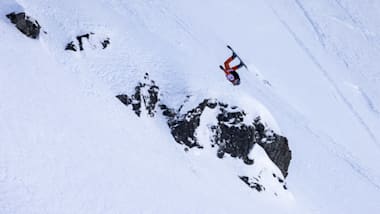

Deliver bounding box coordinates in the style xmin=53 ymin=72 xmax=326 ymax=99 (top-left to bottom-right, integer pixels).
xmin=268 ymin=6 xmax=380 ymax=150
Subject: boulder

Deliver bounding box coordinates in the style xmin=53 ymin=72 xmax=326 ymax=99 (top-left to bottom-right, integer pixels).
xmin=6 ymin=12 xmax=41 ymax=39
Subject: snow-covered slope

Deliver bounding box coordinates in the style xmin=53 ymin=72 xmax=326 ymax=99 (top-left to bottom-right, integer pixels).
xmin=1 ymin=0 xmax=380 ymax=213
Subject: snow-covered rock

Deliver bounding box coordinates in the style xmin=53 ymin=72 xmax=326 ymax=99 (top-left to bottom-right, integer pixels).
xmin=117 ymin=75 xmax=292 ymax=185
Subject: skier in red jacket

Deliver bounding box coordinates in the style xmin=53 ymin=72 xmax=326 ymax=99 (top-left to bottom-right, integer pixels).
xmin=220 ymin=52 xmax=244 ymax=86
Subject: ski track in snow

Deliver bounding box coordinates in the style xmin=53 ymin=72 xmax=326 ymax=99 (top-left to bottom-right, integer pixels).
xmin=268 ymin=4 xmax=380 ymax=191
xmin=358 ymin=88 xmax=380 ymax=115
xmin=293 ymin=0 xmax=327 ymax=48
xmin=269 ymin=4 xmax=380 ymax=150
xmin=296 ymin=0 xmax=380 ymax=82
xmin=332 ymin=0 xmax=379 ymax=50
xmin=303 ymin=124 xmax=380 ymax=191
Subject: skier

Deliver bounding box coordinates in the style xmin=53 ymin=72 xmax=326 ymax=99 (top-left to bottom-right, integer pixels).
xmin=220 ymin=51 xmax=245 ymax=86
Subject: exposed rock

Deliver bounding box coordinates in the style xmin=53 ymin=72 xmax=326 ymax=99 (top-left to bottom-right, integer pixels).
xmin=65 ymin=41 xmax=77 ymax=51
xmin=6 ymin=12 xmax=41 ymax=39
xmin=116 ymin=73 xmax=159 ymax=117
xmin=116 ymin=75 xmax=292 ymax=190
xmin=258 ymin=135 xmax=291 ymax=177
xmin=76 ymin=33 xmax=91 ymax=51
xmin=239 ymin=176 xmax=265 ymax=192
xmin=101 ymin=38 xmax=111 ymax=49
xmin=158 ymin=104 xmax=177 ymax=118
xmin=159 ymin=99 xmax=290 ymax=175
xmin=162 ymin=100 xmax=213 ymax=149
xmin=212 ymin=106 xmax=255 ymax=165
xmin=65 ymin=33 xmax=110 ymax=51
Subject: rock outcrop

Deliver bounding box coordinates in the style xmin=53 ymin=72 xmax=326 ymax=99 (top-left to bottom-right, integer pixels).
xmin=6 ymin=12 xmax=41 ymax=39
xmin=116 ymin=73 xmax=159 ymax=117
xmin=159 ymin=99 xmax=291 ymax=176
xmin=160 ymin=100 xmax=216 ymax=149
xmin=212 ymin=106 xmax=255 ymax=165
xmin=65 ymin=33 xmax=110 ymax=51
xmin=116 ymin=74 xmax=292 ymax=189
xmin=257 ymin=134 xmax=291 ymax=177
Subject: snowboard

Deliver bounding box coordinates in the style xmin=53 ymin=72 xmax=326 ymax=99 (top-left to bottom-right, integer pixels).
xmin=223 ymin=45 xmax=272 ymax=87
xmin=226 ymin=45 xmax=248 ymax=69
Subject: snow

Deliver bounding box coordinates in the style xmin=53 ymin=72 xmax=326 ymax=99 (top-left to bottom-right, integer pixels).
xmin=1 ymin=0 xmax=380 ymax=213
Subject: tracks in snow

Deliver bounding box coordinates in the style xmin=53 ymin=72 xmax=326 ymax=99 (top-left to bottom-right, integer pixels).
xmin=269 ymin=2 xmax=380 ymax=150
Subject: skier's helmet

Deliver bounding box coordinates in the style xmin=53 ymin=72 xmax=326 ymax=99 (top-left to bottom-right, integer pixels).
xmin=228 ymin=71 xmax=240 ymax=85
xmin=227 ymin=73 xmax=235 ymax=81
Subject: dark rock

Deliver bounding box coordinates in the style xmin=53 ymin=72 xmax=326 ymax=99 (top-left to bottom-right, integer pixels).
xmin=254 ymin=117 xmax=266 ymax=139
xmin=117 ymin=87 xmax=141 ymax=117
xmin=145 ymin=85 xmax=159 ymax=116
xmin=6 ymin=12 xmax=41 ymax=39
xmin=239 ymin=176 xmax=265 ymax=192
xmin=166 ymin=100 xmax=209 ymax=148
xmin=216 ymin=108 xmax=245 ymax=125
xmin=206 ymin=100 xmax=218 ymax=109
xmin=65 ymin=33 xmax=110 ymax=51
xmin=257 ymin=134 xmax=291 ymax=177
xmin=116 ymin=73 xmax=159 ymax=117
xmin=212 ymin=122 xmax=255 ymax=163
xmin=159 ymin=104 xmax=177 ymax=118
xmin=101 ymin=38 xmax=110 ymax=49
xmin=76 ymin=33 xmax=91 ymax=51
xmin=65 ymin=41 xmax=77 ymax=51
xmin=116 ymin=95 xmax=132 ymax=106
xmin=210 ymin=105 xmax=256 ymax=164
xmin=116 ymin=75 xmax=292 ymax=190
xmin=174 ymin=103 xmax=291 ymax=176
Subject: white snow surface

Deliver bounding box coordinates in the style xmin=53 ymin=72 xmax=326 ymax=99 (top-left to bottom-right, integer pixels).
xmin=1 ymin=0 xmax=380 ymax=213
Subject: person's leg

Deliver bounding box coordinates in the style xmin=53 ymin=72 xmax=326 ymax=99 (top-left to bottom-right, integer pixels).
xmin=231 ymin=61 xmax=244 ymax=71
xmin=224 ymin=56 xmax=234 ymax=70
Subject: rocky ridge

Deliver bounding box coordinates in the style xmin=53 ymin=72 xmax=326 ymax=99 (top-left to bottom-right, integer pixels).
xmin=116 ymin=74 xmax=292 ymax=191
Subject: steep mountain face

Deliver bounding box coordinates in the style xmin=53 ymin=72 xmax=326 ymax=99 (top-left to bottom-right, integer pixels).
xmin=1 ymin=0 xmax=380 ymax=213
